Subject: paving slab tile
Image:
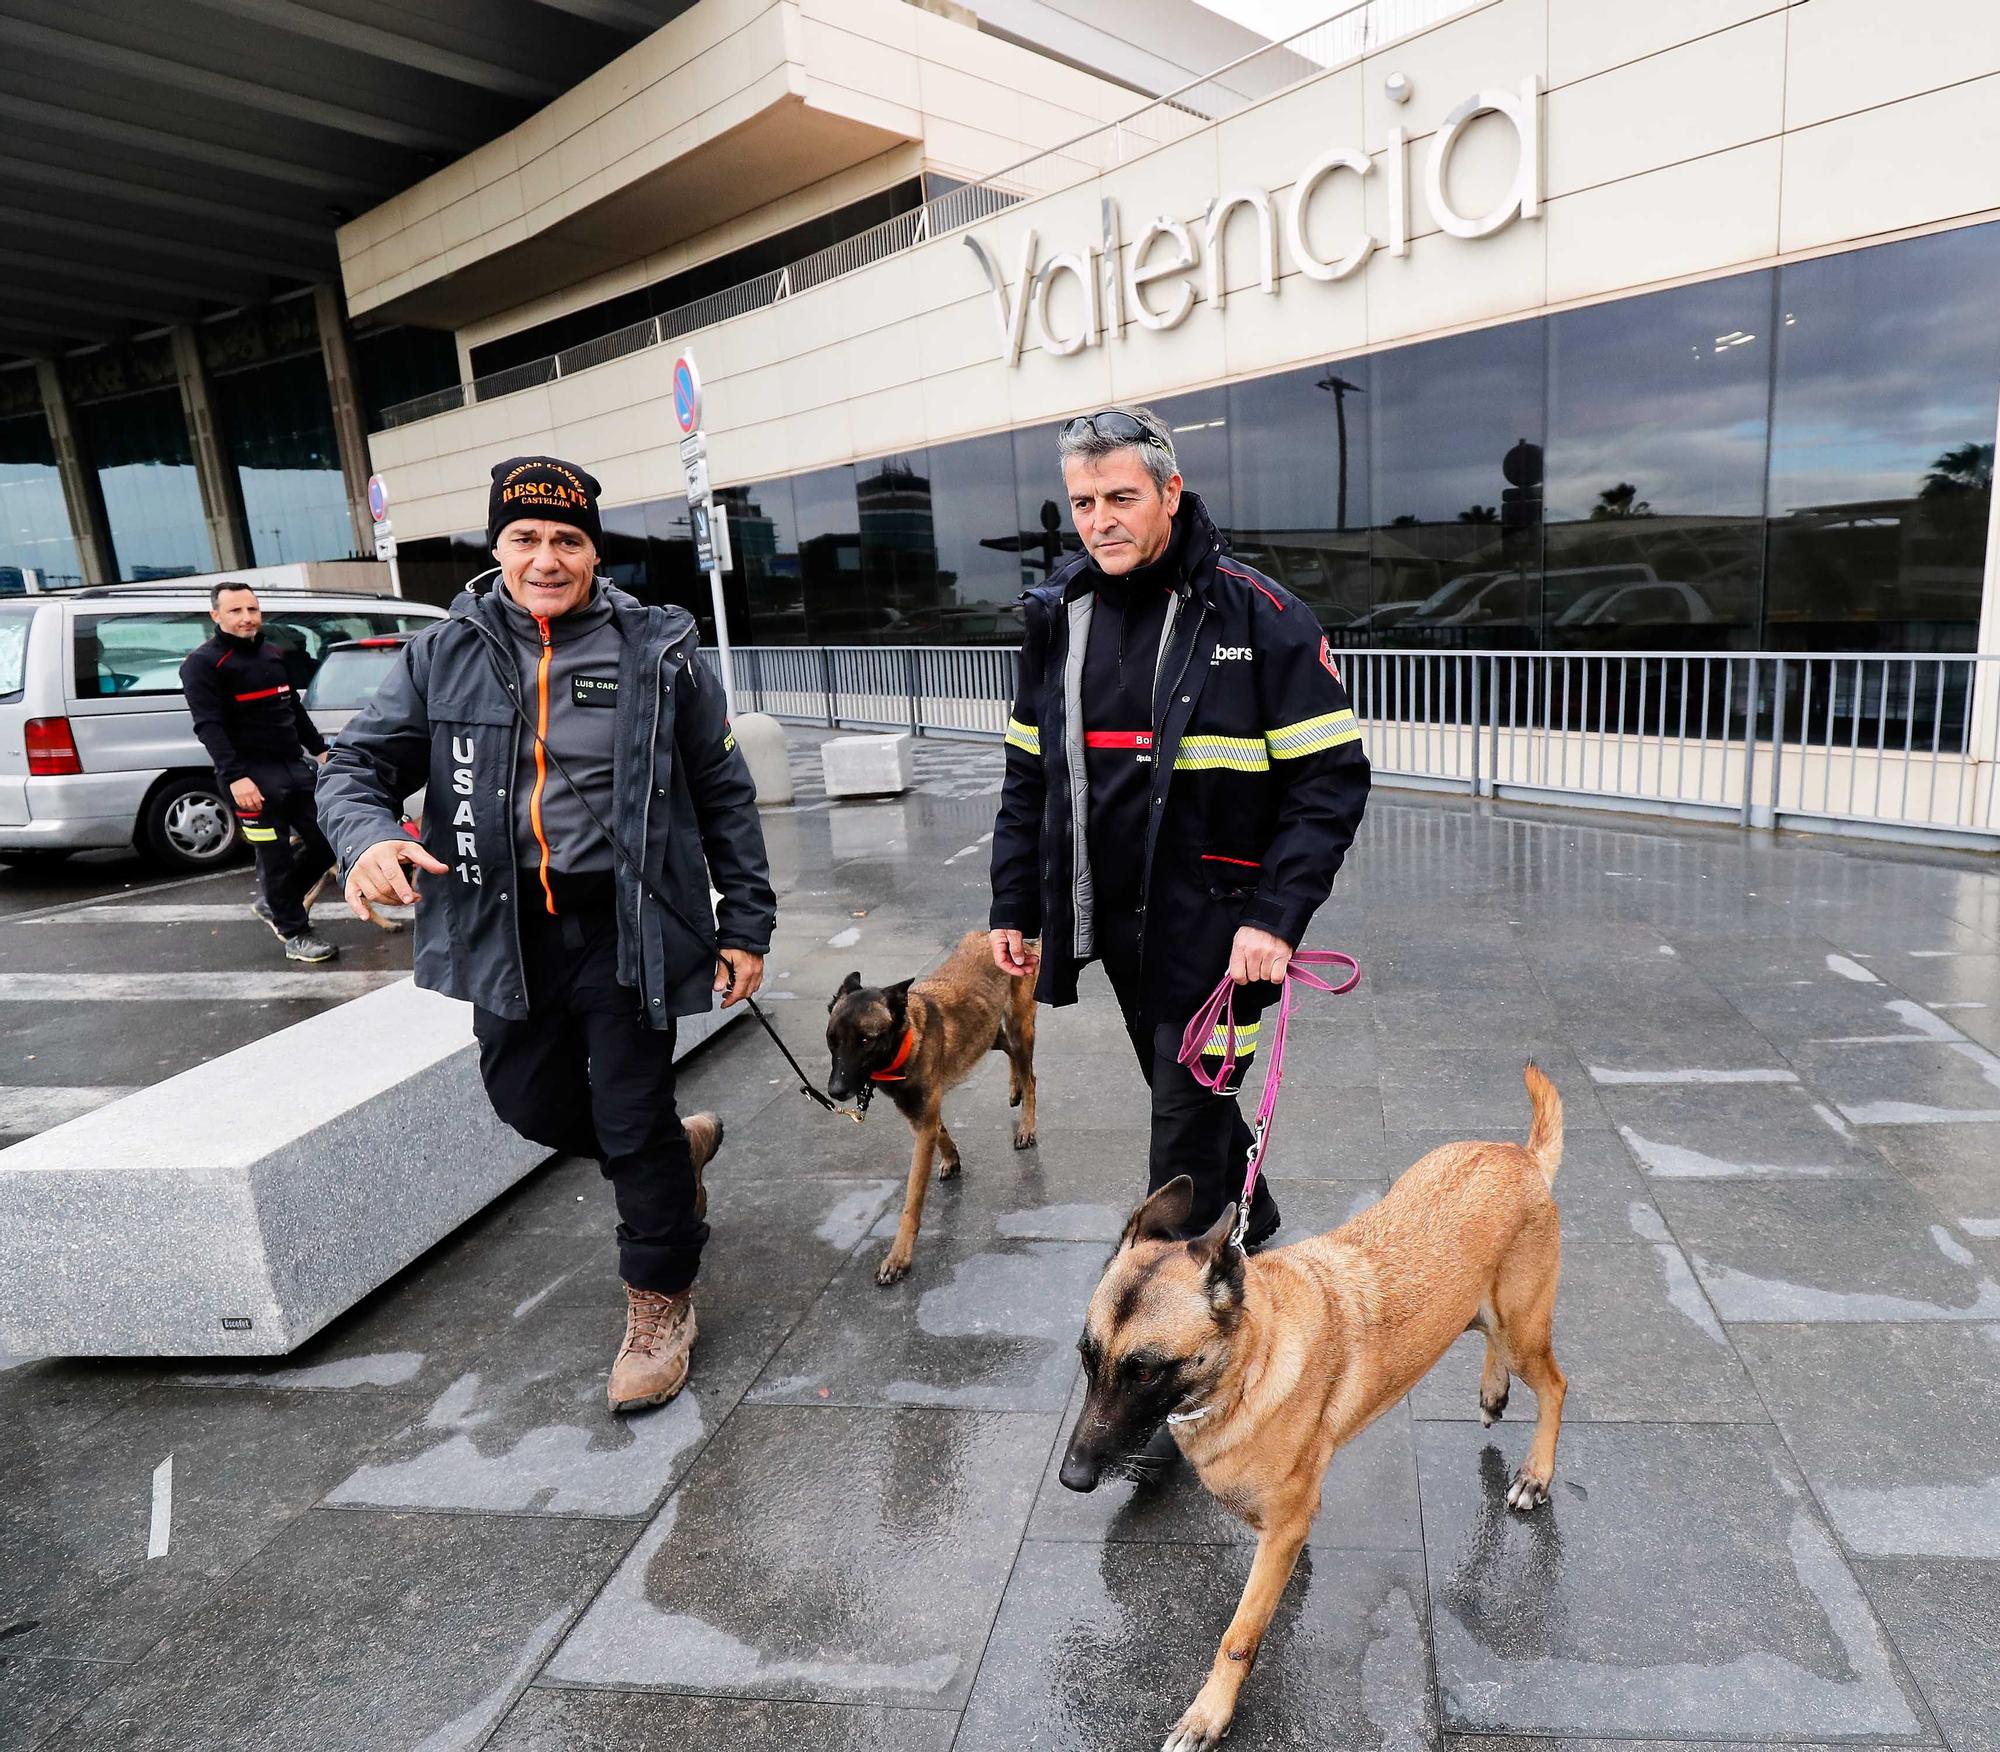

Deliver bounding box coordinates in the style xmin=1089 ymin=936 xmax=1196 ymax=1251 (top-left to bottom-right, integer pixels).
xmin=1417 ymin=1421 xmax=1931 ymax=1740
xmin=1026 ymin=1377 xmax=1421 ymax=1553
xmin=1380 ymin=1046 xmax=1609 ymax=1134
xmin=488 ymin=1690 xmax=957 ymax=1751
xmin=38 ymin=1508 xmax=626 ymax=1752
xmin=0 ymin=1356 xmax=156 ymax=1456
xmin=1599 ymin=1079 xmax=1891 ymax=1181
xmin=1373 ymin=985 xmax=1563 ymax=1048
xmin=1793 ymin=1037 xmax=2000 ymax=1127
xmin=1652 ymin=1180 xmax=2000 ymax=1322
xmin=749 ymin=1232 xmax=1100 ymax=1411
xmin=1856 ymin=1558 xmax=2000 ymax=1752
xmin=1409 ymin=1241 xmax=1762 ymax=1424
xmin=1733 ymin=1323 xmax=2000 ymax=1559
xmin=0 ymin=1386 xmax=422 ymax=1663
xmin=542 ymin=1405 xmax=1053 ymax=1709
xmin=1870 ymin=1125 xmax=2000 ymax=1237
xmin=319 ymin=1173 xmax=903 ymax=1517
xmin=0 ymin=1655 xmax=106 ymax=1750
xmin=954 ymin=1539 xmax=1435 ymax=1752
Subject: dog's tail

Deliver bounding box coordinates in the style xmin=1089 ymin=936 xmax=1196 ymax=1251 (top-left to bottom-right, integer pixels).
xmin=1523 ymin=1061 xmax=1563 ymax=1188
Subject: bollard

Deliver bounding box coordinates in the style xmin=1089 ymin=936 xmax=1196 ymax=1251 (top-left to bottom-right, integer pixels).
xmin=732 ymin=711 xmax=793 ymax=805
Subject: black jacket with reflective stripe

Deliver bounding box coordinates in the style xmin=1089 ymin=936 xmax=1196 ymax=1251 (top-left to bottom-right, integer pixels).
xmin=989 ymin=493 xmax=1370 ymax=1021
xmin=315 ymin=576 xmax=775 ymax=1028
xmin=179 ymin=632 xmax=325 ymax=784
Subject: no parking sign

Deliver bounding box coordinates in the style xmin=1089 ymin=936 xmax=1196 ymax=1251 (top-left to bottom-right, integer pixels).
xmin=672 ymin=355 xmax=701 ymax=436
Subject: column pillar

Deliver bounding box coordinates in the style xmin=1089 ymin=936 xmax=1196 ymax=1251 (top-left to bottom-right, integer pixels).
xmin=33 ymin=359 xmax=117 ymax=585
xmin=314 ymin=284 xmax=375 ymax=554
xmin=169 ymin=325 xmax=253 ymax=572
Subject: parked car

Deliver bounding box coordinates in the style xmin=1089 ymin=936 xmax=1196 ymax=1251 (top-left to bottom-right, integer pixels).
xmin=0 ymin=588 xmax=443 ymax=870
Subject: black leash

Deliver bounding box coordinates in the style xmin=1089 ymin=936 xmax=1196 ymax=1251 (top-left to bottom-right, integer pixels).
xmin=742 ymin=994 xmax=862 ymax=1120
xmin=460 ymin=594 xmax=860 ymax=1121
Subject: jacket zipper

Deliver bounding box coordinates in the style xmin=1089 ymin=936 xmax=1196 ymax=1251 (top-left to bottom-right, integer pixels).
xmin=529 ymin=616 xmax=557 ymax=915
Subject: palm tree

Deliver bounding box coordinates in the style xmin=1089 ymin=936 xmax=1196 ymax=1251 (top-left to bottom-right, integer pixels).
xmin=1589 ymin=482 xmax=1651 ymax=519
xmin=1457 ymin=504 xmax=1498 ymax=525
xmin=1920 ymin=441 xmax=1993 ymax=498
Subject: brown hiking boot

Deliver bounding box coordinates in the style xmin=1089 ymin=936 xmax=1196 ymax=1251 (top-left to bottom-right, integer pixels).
xmin=608 ymin=1284 xmax=696 ymax=1413
xmin=684 ymin=1111 xmax=723 ymax=1223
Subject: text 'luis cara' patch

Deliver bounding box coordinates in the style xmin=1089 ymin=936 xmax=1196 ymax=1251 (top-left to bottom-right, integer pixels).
xmin=572 ymin=674 xmax=618 ymax=708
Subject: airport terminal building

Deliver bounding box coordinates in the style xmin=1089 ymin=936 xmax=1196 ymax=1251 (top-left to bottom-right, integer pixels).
xmin=7 ymin=0 xmax=2000 ymax=668
xmin=338 ymin=0 xmax=2000 ymax=667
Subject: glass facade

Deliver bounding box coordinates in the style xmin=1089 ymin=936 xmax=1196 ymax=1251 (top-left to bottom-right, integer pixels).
xmin=217 ymin=352 xmax=354 ymax=566
xmin=80 ymin=388 xmax=214 ymax=583
xmin=394 ymin=220 xmax=2000 ymax=653
xmin=0 ymin=412 xmax=81 ymax=590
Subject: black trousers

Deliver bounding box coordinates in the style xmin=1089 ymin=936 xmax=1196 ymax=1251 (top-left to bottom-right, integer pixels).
xmin=472 ymin=889 xmax=706 ymax=1294
xmin=1095 ymin=903 xmax=1279 ymax=1241
xmin=237 ymin=759 xmax=333 ymax=937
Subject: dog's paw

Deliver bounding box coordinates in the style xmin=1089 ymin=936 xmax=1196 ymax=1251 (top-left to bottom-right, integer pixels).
xmin=1012 ymin=1127 xmax=1037 ymax=1151
xmin=1505 ymin=1466 xmax=1551 ymax=1511
xmin=1479 ymin=1385 xmax=1509 ymax=1427
xmin=937 ymin=1157 xmax=962 ymax=1180
xmin=1162 ymin=1694 xmax=1233 ymax=1752
xmin=874 ymin=1251 xmax=912 ymax=1287
xmin=1008 ymin=1086 xmax=1023 ymax=1108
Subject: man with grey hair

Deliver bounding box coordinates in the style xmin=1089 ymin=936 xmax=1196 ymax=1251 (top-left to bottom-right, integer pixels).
xmin=990 ymin=404 xmax=1371 ymax=1249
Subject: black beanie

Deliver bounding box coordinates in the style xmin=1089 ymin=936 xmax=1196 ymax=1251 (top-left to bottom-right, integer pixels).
xmin=488 ymin=455 xmax=603 ymax=551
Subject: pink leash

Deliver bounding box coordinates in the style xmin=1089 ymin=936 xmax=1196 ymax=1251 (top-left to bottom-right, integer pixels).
xmin=1177 ymin=948 xmax=1361 ymax=1251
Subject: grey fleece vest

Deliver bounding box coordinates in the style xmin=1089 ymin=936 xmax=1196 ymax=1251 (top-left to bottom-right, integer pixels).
xmin=498 ymin=587 xmax=622 ymax=878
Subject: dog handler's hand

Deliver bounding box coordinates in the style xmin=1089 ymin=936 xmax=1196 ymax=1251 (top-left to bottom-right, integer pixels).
xmin=715 ymin=948 xmax=763 ymax=1008
xmin=990 ymin=929 xmax=1034 ymax=977
xmin=1228 ymin=925 xmax=1292 ymax=986
xmin=345 ymin=836 xmax=448 ymax=916
xmin=230 ymin=776 xmax=264 ymax=813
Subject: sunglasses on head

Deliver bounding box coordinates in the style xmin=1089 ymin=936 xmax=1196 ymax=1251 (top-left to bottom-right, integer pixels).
xmin=1060 ymin=411 xmax=1173 ymax=455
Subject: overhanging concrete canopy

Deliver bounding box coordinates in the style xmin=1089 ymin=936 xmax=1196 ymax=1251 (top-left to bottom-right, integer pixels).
xmin=0 ymin=0 xmax=700 ymax=360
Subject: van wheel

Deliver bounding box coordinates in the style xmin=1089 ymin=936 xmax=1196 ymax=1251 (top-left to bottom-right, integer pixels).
xmin=141 ymin=776 xmax=242 ymax=870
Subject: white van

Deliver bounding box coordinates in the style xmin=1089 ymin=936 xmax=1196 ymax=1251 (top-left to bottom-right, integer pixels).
xmin=0 ymin=587 xmax=443 ymax=871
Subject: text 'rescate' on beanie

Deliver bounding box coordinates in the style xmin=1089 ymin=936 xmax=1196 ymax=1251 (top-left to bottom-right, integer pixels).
xmin=488 ymin=455 xmax=604 ymax=551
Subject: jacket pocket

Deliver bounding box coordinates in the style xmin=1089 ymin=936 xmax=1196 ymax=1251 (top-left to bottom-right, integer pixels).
xmin=1200 ymin=851 xmax=1263 ymax=899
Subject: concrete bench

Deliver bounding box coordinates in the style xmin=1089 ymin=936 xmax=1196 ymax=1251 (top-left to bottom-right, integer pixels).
xmin=0 ymin=979 xmax=738 ymax=1358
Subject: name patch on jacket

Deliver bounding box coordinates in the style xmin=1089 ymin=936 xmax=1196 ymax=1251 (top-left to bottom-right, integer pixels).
xmin=572 ymin=674 xmax=618 ymax=708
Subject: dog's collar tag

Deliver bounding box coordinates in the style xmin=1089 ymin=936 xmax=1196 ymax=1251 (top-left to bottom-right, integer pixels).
xmin=870 ymin=1029 xmax=916 ymax=1082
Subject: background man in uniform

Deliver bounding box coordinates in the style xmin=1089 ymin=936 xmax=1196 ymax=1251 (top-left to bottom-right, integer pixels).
xmin=990 ymin=406 xmax=1370 ymax=1250
xmin=318 ymin=455 xmax=776 ymax=1414
xmin=179 ymin=581 xmax=338 ymax=964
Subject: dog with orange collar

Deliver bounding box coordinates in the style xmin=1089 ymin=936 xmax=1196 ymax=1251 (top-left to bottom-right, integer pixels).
xmin=826 ymin=930 xmax=1040 ymax=1284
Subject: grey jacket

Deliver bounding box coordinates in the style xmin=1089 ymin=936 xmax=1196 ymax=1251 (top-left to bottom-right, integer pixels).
xmin=316 ymin=575 xmax=776 ymax=1027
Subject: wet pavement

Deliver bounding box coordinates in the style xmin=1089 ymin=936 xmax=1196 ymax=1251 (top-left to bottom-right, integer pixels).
xmin=4 ymin=733 xmax=1999 ymax=1750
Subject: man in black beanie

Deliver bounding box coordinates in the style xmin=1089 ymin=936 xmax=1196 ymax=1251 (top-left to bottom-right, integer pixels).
xmin=318 ymin=454 xmax=776 ymax=1414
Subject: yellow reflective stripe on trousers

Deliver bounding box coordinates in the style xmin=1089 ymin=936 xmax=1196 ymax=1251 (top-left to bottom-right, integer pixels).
xmin=241 ymin=826 xmax=278 ymax=842
xmin=1173 ymin=734 xmax=1267 ymax=772
xmin=1266 ymin=709 xmax=1362 ymax=760
xmin=1201 ymin=1018 xmax=1260 ymax=1057
xmin=1005 ymin=717 xmax=1040 ymax=755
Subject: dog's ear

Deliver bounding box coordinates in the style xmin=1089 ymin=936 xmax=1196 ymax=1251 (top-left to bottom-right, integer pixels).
xmin=830 ymin=971 xmax=862 ymax=1013
xmin=881 ymin=978 xmax=914 ymax=1019
xmin=1189 ymin=1203 xmax=1245 ymax=1312
xmin=1118 ymin=1175 xmax=1193 ymax=1252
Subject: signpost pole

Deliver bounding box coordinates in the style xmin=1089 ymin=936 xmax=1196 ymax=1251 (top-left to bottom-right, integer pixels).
xmin=671 ymin=350 xmax=737 ymax=716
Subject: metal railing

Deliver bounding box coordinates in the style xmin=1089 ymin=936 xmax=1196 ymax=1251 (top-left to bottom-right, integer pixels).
xmin=375 ymin=0 xmax=1458 ymax=431
xmin=705 ymin=644 xmax=2000 ymax=849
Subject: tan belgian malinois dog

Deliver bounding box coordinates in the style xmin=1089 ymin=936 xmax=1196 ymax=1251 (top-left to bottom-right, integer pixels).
xmin=1060 ymin=1063 xmax=1567 ymax=1752
xmin=826 ymin=930 xmax=1038 ymax=1285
